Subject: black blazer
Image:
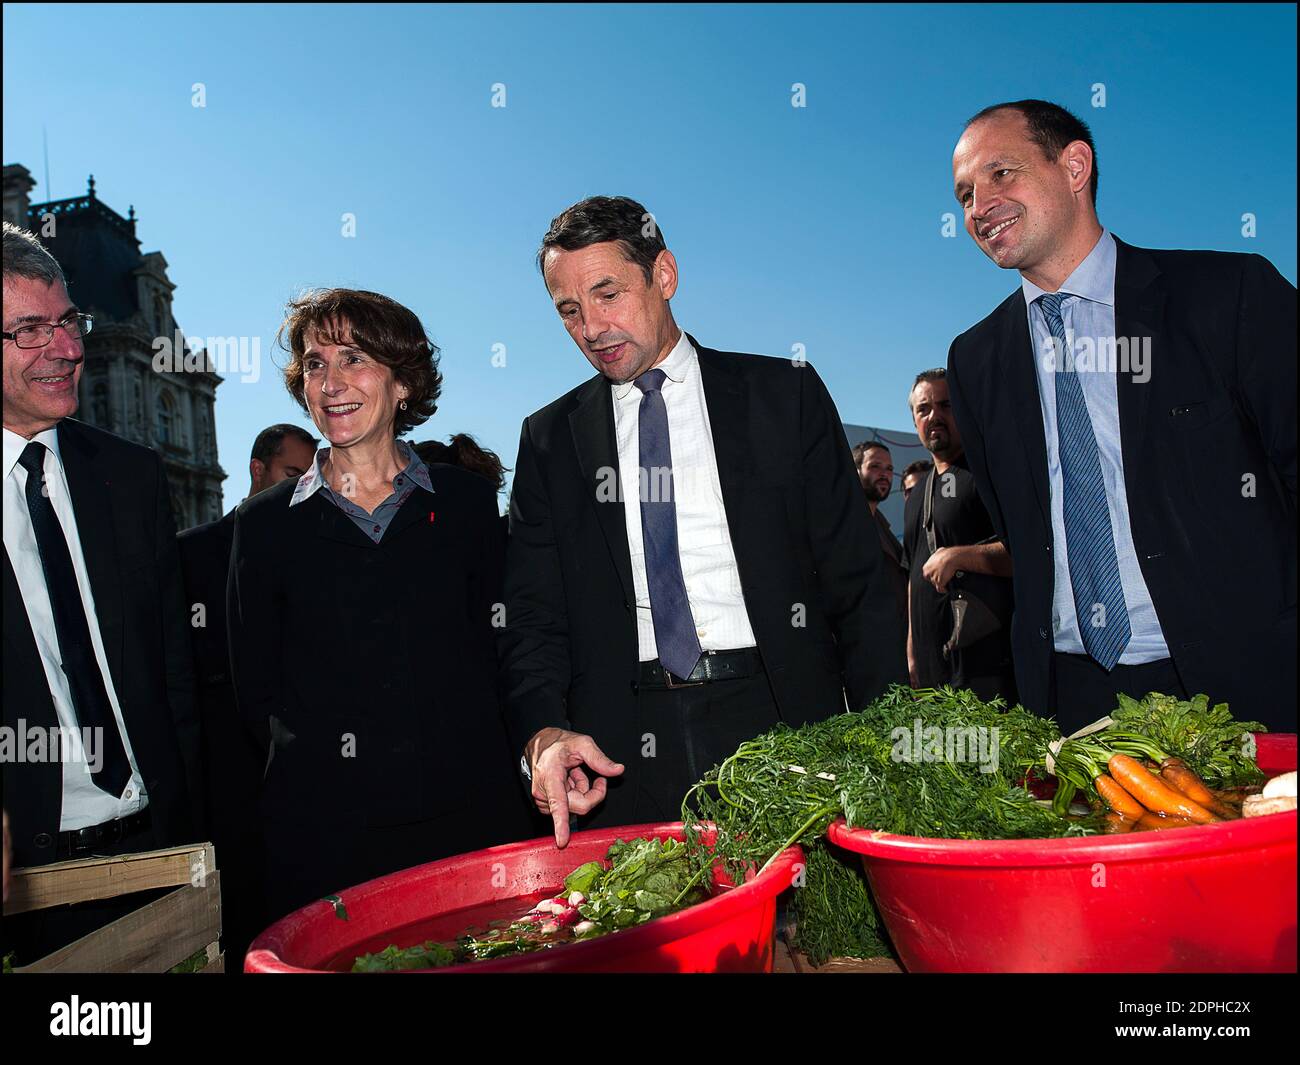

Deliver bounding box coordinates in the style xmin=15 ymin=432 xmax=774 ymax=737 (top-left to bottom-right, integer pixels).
xmin=947 ymin=238 xmax=1297 ymax=730
xmin=2 ymin=418 xmax=200 ymax=867
xmin=226 ymin=461 xmax=530 ymax=844
xmin=177 ymin=509 xmax=265 ymax=815
xmin=499 ymin=339 xmax=907 ymax=799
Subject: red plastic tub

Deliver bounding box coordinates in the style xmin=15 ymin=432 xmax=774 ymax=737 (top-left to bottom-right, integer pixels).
xmin=245 ymin=822 xmax=801 ymax=973
xmin=827 ymin=733 xmax=1297 ymax=973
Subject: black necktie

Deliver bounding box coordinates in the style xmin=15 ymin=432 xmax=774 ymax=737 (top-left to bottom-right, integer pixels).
xmin=17 ymin=441 xmax=133 ymax=797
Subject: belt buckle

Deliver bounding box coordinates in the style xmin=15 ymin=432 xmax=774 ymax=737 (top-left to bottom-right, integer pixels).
xmin=664 ymin=655 xmax=709 ymax=688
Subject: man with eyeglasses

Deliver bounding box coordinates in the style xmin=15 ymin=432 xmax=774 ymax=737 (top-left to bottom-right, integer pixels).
xmin=2 ymin=221 xmax=200 ymax=965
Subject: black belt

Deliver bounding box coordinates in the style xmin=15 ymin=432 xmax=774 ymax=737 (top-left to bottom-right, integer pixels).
xmin=638 ymin=648 xmax=763 ymax=689
xmin=57 ymin=808 xmax=152 ymax=859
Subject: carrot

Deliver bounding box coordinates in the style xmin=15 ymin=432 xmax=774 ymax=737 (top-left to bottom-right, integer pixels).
xmin=1104 ymin=812 xmax=1137 ymax=834
xmin=1095 ymin=774 xmax=1147 ymax=820
xmin=1107 ymin=754 xmax=1221 ymax=824
xmin=1134 ymin=811 xmax=1200 ymax=831
xmin=1160 ymin=759 xmax=1240 ymax=819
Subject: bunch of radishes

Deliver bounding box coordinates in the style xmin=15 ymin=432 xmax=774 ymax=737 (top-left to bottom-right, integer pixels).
xmin=514 ymin=891 xmax=597 ymax=937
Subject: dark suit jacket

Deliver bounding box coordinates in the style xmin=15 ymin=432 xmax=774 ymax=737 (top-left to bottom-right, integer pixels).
xmin=499 ymin=339 xmax=907 ymax=817
xmin=177 ymin=508 xmax=265 ymax=859
xmin=947 ymin=238 xmax=1297 ymax=730
xmin=226 ymin=462 xmax=532 ymax=847
xmin=2 ymin=418 xmax=200 ymax=867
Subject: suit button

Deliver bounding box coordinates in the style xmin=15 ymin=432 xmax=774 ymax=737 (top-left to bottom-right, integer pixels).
xmin=1038 ymin=627 xmax=1049 ymax=640
xmin=1045 ymin=544 xmax=1052 ymax=553
xmin=34 ymin=832 xmax=53 ymax=849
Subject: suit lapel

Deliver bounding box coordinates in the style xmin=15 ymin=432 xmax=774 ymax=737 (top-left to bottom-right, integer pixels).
xmin=694 ymin=341 xmax=758 ymax=587
xmin=568 ymin=376 xmax=634 ymax=603
xmin=998 ymin=293 xmax=1052 ymax=530
xmin=1112 ymin=237 xmax=1164 ymax=451
xmin=57 ymin=420 xmax=125 ymax=687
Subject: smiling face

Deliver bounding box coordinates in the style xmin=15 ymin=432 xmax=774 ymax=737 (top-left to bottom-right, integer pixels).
xmin=952 ymin=109 xmax=1095 ymax=282
xmin=542 ymin=241 xmax=680 ymax=384
xmin=300 ymin=323 xmax=408 ymax=450
xmin=2 ymin=277 xmax=84 ymax=437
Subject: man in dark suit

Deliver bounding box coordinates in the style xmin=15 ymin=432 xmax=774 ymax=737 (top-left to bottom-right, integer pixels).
xmin=947 ymin=100 xmax=1296 ymax=733
xmin=500 ymin=197 xmax=905 ymax=846
xmin=2 ymin=222 xmax=199 ymax=957
xmin=176 ymin=422 xmax=315 ymax=970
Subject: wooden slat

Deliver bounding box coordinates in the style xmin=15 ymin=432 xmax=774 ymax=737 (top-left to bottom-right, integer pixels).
xmin=5 ymin=843 xmax=215 ymax=915
xmin=197 ymin=946 xmax=225 ymax=974
xmin=15 ymin=871 xmax=222 ymax=974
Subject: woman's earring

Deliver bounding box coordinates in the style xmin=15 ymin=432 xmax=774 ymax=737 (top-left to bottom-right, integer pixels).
xmin=399 ymin=399 xmax=408 ymax=411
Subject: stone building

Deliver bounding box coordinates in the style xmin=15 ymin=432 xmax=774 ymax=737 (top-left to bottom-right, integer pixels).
xmin=3 ymin=164 xmax=225 ymax=529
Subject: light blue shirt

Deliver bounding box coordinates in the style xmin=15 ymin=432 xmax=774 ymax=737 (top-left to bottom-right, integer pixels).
xmin=1021 ymin=230 xmax=1170 ymax=664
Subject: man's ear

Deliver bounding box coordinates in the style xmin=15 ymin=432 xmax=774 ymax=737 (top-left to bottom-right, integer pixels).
xmin=1063 ymin=139 xmax=1094 ymax=197
xmin=654 ymin=249 xmax=679 ymax=302
xmin=249 ymin=458 xmax=266 ymax=490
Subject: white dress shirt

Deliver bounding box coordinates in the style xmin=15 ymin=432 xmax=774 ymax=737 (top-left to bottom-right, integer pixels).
xmin=611 ymin=331 xmax=757 ymax=662
xmin=2 ymin=425 xmax=146 ymax=830
xmin=1020 ymin=231 xmax=1170 ymax=663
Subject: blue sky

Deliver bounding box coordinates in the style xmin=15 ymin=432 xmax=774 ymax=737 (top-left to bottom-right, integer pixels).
xmin=4 ymin=3 xmax=1295 ymax=513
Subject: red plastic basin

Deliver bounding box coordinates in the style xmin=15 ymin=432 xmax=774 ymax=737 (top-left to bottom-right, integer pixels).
xmin=827 ymin=733 xmax=1297 ymax=973
xmin=245 ymin=822 xmax=801 ymax=973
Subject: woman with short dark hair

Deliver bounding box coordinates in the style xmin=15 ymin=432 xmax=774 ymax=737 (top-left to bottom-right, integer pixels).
xmin=228 ymin=288 xmax=533 ymax=934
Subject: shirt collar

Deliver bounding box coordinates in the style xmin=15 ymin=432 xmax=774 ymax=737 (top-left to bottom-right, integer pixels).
xmin=612 ymin=330 xmax=695 ymax=402
xmin=3 ymin=423 xmax=63 ymax=483
xmin=1021 ymin=229 xmax=1116 ymax=310
xmin=289 ymin=439 xmax=433 ymax=507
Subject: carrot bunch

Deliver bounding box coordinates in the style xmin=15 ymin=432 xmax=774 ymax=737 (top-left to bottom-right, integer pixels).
xmin=1052 ymin=732 xmax=1241 ymax=832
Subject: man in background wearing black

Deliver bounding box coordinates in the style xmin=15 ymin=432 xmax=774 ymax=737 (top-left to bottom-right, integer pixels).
xmin=176 ymin=422 xmax=316 ymax=970
xmin=853 ymin=440 xmax=908 ymax=628
xmin=901 ymin=459 xmax=932 ymax=504
xmin=902 ymin=369 xmax=1016 ymax=703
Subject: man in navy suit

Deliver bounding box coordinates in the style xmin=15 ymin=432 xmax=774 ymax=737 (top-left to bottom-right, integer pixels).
xmin=947 ymin=100 xmax=1296 ymax=733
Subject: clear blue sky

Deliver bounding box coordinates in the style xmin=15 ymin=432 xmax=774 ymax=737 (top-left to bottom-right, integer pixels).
xmin=4 ymin=3 xmax=1295 ymax=513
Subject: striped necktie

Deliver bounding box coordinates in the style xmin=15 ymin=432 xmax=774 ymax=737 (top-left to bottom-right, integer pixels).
xmin=1038 ymin=292 xmax=1131 ymax=671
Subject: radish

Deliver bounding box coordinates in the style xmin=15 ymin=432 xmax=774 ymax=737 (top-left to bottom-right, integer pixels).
xmin=574 ymin=920 xmax=596 ymax=935
xmin=567 ymin=891 xmax=586 ymax=907
xmin=1262 ymin=771 xmax=1297 ymax=799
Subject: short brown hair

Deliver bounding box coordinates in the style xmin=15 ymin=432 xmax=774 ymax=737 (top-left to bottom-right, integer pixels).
xmin=851 ymin=440 xmax=890 ymax=467
xmin=278 ymin=288 xmax=441 ymax=438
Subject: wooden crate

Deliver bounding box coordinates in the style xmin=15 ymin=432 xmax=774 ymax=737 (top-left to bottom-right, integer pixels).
xmin=6 ymin=842 xmax=222 ymax=973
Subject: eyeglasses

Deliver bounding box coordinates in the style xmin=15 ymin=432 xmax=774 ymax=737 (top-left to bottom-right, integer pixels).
xmin=3 ymin=313 xmax=95 ymax=349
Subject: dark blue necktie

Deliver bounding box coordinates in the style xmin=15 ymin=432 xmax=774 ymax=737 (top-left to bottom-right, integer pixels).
xmin=18 ymin=441 xmax=133 ymax=797
xmin=633 ymin=369 xmax=701 ymax=680
xmin=1038 ymin=292 xmax=1131 ymax=671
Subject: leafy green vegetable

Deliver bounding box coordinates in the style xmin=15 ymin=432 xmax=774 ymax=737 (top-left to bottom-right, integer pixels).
xmin=1109 ymin=692 xmax=1265 ymax=787
xmin=572 ymin=836 xmax=708 ymax=933
xmin=353 ymin=836 xmax=711 ymax=970
xmin=682 ymin=685 xmax=1087 ymax=963
xmin=352 ymin=940 xmax=456 ymax=972
xmin=790 ymin=842 xmax=890 ymax=965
